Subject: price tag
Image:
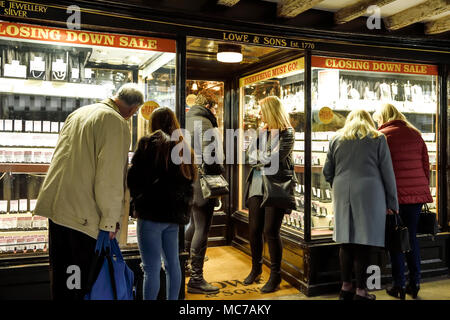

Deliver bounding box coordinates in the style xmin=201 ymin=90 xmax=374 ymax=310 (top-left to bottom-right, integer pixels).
xmin=5 ymin=60 xmax=27 ymax=78
xmin=431 ymin=187 xmax=436 ymax=197
xmin=316 ymin=189 xmax=321 ymax=198
xmin=0 ymin=200 xmax=7 ymax=213
xmin=29 ymin=199 xmax=37 ymax=212
xmin=312 ymin=187 xmax=317 ymax=197
xmin=13 ymin=120 xmax=22 ymax=132
xmin=42 ymin=121 xmax=51 ymax=132
xmin=10 ymin=200 xmax=19 ymax=213
xmin=326 ymin=189 xmax=331 ymax=199
xmin=51 ymin=122 xmax=59 ymax=133
xmin=33 ymin=121 xmax=42 ymax=132
xmin=60 ymin=122 xmax=65 ymax=131
xmin=84 ymin=68 xmax=93 ymax=79
xmin=25 ymin=121 xmax=33 ymax=132
xmin=19 ymin=199 xmax=28 ymax=212
xmin=30 ymin=57 xmax=45 ymax=72
xmin=4 ymin=120 xmax=13 ymax=131
xmin=0 ymin=119 xmax=3 ymax=131
xmin=52 ymin=59 xmax=67 ymax=73
xmin=71 ymin=68 xmax=79 ymax=79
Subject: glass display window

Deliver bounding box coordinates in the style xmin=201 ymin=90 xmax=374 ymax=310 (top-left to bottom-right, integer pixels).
xmin=238 ymin=57 xmax=305 ymax=234
xmin=0 ymin=21 xmax=176 ymax=253
xmin=310 ymin=56 xmax=439 ymax=238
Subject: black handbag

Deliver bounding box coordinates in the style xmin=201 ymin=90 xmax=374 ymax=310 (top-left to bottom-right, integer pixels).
xmin=261 ymin=173 xmax=296 ymax=210
xmin=385 ymin=214 xmax=411 ymax=254
xmin=417 ymin=204 xmax=438 ymax=236
xmin=199 ymin=166 xmax=229 ymax=199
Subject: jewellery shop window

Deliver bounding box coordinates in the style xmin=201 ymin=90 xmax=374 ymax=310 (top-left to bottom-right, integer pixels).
xmin=0 ymin=21 xmax=176 ymax=255
xmin=238 ymin=57 xmax=306 ymax=235
xmin=310 ymin=56 xmax=439 ymax=239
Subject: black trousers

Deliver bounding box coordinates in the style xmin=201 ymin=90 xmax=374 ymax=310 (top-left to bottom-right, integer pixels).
xmin=48 ymin=220 xmax=97 ymax=300
xmin=339 ymin=243 xmax=372 ymax=289
xmin=247 ymin=196 xmax=285 ymax=272
xmin=185 ymin=199 xmax=216 ymax=255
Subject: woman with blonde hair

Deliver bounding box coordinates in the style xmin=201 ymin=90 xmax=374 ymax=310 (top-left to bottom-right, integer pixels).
xmin=323 ymin=109 xmax=398 ymax=300
xmin=243 ymin=96 xmax=296 ymax=293
xmin=373 ymin=103 xmax=432 ymax=299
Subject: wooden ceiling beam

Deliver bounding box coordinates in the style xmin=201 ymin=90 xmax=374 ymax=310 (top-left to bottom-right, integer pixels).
xmin=384 ymin=0 xmax=450 ymax=31
xmin=425 ymin=14 xmax=450 ymax=34
xmin=335 ymin=0 xmax=396 ymax=24
xmin=217 ymin=0 xmax=240 ymax=7
xmin=277 ymin=0 xmax=325 ymax=18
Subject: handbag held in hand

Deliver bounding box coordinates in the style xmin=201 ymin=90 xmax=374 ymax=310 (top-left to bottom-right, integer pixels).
xmin=199 ymin=171 xmax=229 ymax=199
xmin=85 ymin=238 xmax=134 ymax=300
xmin=417 ymin=204 xmax=438 ymax=236
xmin=385 ymin=214 xmax=411 ymax=254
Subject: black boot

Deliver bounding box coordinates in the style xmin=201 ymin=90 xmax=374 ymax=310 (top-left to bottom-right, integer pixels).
xmin=406 ymin=283 xmax=420 ymax=299
xmin=386 ymin=286 xmax=406 ymax=300
xmin=244 ymin=260 xmax=262 ymax=285
xmin=260 ymin=271 xmax=281 ymax=293
xmin=187 ymin=247 xmax=219 ymax=294
xmin=184 ymin=240 xmax=192 ymax=276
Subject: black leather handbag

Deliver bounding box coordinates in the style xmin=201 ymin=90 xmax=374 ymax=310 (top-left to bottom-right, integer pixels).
xmin=385 ymin=214 xmax=411 ymax=253
xmin=199 ymin=166 xmax=229 ymax=199
xmin=417 ymin=204 xmax=438 ymax=236
xmin=261 ymin=173 xmax=296 ymax=210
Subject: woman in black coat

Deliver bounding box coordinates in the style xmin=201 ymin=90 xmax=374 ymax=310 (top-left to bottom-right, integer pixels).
xmin=127 ymin=107 xmax=196 ymax=300
xmin=243 ymin=96 xmax=296 ymax=293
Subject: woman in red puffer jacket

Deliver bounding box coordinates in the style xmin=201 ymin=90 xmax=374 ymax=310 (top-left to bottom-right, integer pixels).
xmin=373 ymin=103 xmax=433 ymax=300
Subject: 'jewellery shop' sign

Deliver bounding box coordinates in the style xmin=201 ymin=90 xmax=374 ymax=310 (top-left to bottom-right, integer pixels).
xmin=0 ymin=21 xmax=176 ymax=52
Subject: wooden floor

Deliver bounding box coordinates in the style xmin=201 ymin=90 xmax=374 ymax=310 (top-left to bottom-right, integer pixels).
xmin=185 ymin=246 xmax=299 ymax=300
xmin=185 ymin=246 xmax=450 ymax=300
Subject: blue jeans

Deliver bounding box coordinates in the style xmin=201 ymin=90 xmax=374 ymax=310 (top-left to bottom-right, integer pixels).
xmin=390 ymin=203 xmax=422 ymax=288
xmin=137 ymin=219 xmax=181 ymax=300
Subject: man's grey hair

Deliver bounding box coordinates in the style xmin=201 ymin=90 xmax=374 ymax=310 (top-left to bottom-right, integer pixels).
xmin=115 ymin=83 xmax=145 ymax=107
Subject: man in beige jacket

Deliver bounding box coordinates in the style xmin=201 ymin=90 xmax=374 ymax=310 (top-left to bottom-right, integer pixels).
xmin=34 ymin=83 xmax=144 ymax=300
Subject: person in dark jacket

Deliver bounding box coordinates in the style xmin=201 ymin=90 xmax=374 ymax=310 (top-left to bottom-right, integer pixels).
xmin=373 ymin=103 xmax=433 ymax=299
xmin=185 ymin=92 xmax=225 ymax=294
xmin=243 ymin=96 xmax=295 ymax=293
xmin=127 ymin=107 xmax=196 ymax=300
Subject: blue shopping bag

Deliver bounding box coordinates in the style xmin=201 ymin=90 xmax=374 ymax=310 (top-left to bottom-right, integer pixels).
xmin=85 ymin=238 xmax=134 ymax=300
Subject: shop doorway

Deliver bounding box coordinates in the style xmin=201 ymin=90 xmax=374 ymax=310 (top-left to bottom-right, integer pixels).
xmin=184 ymin=36 xmax=305 ymax=299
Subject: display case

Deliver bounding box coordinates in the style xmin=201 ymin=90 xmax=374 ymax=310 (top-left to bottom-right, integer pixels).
xmin=237 ymin=55 xmax=439 ymax=240
xmin=0 ymin=21 xmax=177 ymax=256
xmin=309 ymin=56 xmax=439 ymax=238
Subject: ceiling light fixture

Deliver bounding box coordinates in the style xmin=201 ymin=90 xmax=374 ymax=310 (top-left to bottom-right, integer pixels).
xmin=217 ymin=44 xmax=243 ymax=63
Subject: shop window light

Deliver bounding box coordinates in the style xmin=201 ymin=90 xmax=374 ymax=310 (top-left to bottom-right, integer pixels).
xmin=217 ymin=44 xmax=242 ymax=63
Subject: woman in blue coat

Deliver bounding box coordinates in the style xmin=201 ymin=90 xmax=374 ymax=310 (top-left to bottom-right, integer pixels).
xmin=323 ymin=109 xmax=398 ymax=300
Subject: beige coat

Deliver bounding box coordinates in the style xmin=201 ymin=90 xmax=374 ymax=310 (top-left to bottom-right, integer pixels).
xmin=34 ymin=98 xmax=130 ymax=239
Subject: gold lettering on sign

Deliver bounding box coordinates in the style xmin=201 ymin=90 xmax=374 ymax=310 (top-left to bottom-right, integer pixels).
xmin=2 ymin=1 xmax=48 ymax=17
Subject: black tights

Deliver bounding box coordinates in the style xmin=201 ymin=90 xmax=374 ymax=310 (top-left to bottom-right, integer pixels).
xmin=339 ymin=243 xmax=372 ymax=289
xmin=247 ymin=196 xmax=285 ymax=272
xmin=185 ymin=200 xmax=215 ymax=255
